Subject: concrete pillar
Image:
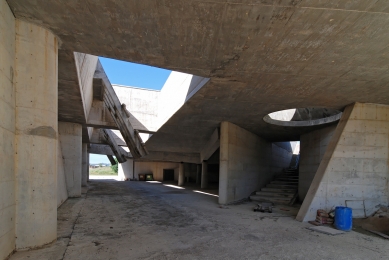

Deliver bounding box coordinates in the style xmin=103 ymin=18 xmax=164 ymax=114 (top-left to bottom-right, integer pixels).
xmin=81 ymin=143 xmax=88 ymax=187
xmin=178 ymin=163 xmax=184 ymax=186
xmin=201 ymin=161 xmax=208 ymax=189
xmin=58 ymin=122 xmax=82 ymax=197
xmin=87 ymin=153 xmax=90 ymax=182
xmin=118 ymin=159 xmax=133 ymax=181
xmin=14 ymin=20 xmax=58 ymax=250
xmin=196 ymin=164 xmax=201 ymax=184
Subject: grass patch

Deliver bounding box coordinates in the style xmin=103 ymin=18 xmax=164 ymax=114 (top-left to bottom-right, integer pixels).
xmin=90 ymin=166 xmax=117 ymax=176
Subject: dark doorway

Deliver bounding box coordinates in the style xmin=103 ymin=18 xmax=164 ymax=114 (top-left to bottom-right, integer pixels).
xmin=163 ymin=169 xmax=175 ymax=181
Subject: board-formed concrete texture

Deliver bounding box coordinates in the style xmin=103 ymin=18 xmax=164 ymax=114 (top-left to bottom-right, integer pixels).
xmin=0 ymin=1 xmax=15 ymax=258
xmin=219 ymin=122 xmax=272 ymax=204
xmin=59 ymin=122 xmax=83 ymax=198
xmin=299 ymin=125 xmax=336 ymax=201
xmin=2 ymin=0 xmax=389 ymax=258
xmin=297 ymin=103 xmax=389 ymax=222
xmin=7 ymin=0 xmax=389 ymax=154
xmin=14 ymin=19 xmax=58 ymax=252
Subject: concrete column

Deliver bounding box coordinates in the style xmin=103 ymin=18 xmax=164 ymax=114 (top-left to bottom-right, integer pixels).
xmin=118 ymin=159 xmax=133 ymax=181
xmin=14 ymin=20 xmax=58 ymax=250
xmin=58 ymin=122 xmax=82 ymax=197
xmin=196 ymin=164 xmax=201 ymax=184
xmin=87 ymin=153 xmax=90 ymax=182
xmin=201 ymin=161 xmax=208 ymax=189
xmin=81 ymin=143 xmax=88 ymax=187
xmin=178 ymin=163 xmax=184 ymax=186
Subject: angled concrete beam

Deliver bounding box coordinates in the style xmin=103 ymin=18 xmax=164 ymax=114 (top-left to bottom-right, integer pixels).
xmin=107 ymin=155 xmax=116 ymax=165
xmin=94 ymin=61 xmax=148 ymax=158
xmin=88 ymin=144 xmax=115 ymax=155
xmin=102 ymin=129 xmax=127 ymax=163
xmin=86 ymin=99 xmax=118 ymax=129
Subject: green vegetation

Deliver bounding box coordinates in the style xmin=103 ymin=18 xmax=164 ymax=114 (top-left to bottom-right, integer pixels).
xmin=90 ymin=166 xmax=117 ymax=176
xmin=111 ymin=158 xmax=118 ymax=173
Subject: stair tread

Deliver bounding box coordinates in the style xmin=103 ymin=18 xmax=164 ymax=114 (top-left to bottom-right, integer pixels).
xmin=255 ymin=192 xmax=295 ymax=198
xmin=267 ymin=184 xmax=298 ymax=188
xmin=261 ymin=188 xmax=297 ymax=192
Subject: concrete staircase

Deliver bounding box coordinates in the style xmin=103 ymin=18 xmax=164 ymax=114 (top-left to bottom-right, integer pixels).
xmin=250 ymin=168 xmax=298 ymax=205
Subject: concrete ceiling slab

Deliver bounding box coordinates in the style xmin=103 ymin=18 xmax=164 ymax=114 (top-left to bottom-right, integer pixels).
xmin=7 ymin=0 xmax=389 ymax=155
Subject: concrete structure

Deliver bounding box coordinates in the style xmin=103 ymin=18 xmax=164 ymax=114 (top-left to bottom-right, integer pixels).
xmin=59 ymin=123 xmax=82 ymax=197
xmin=2 ymin=0 xmax=389 ymax=258
xmin=297 ymin=103 xmax=389 ymax=221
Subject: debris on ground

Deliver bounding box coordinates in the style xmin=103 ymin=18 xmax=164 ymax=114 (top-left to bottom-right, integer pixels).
xmin=307 ymin=226 xmax=345 ymax=236
xmin=254 ymin=202 xmax=273 ymax=213
xmin=372 ymin=206 xmax=389 ymax=218
xmin=309 ymin=209 xmax=334 ymax=226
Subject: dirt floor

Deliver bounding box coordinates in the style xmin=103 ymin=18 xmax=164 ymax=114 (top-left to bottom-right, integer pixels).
xmin=10 ymin=179 xmax=389 ymax=260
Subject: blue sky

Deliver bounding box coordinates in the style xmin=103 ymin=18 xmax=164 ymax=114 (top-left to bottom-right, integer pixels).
xmin=90 ymin=58 xmax=171 ymax=164
xmin=99 ymin=57 xmax=171 ymax=90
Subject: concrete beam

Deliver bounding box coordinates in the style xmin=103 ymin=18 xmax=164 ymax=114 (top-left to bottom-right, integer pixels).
xmin=86 ymin=99 xmax=118 ymax=129
xmin=107 ymin=155 xmax=116 ymax=165
xmin=102 ymin=129 xmax=127 ymax=163
xmin=94 ymin=61 xmax=148 ymax=158
xmin=139 ymin=151 xmax=200 ymax=164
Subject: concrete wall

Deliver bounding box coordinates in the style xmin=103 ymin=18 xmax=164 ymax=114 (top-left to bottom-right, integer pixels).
xmin=158 ymin=71 xmax=193 ymax=128
xmin=59 ymin=122 xmax=82 ymax=197
xmin=271 ymin=142 xmax=294 ymax=175
xmin=219 ymin=122 xmax=272 ymax=204
xmin=113 ymin=85 xmax=160 ymax=131
xmin=297 ymin=103 xmax=389 ymax=222
xmin=299 ymin=125 xmax=336 ymax=202
xmin=118 ymin=159 xmax=134 ymax=180
xmin=112 ymin=72 xmax=209 ymax=138
xmin=0 ymin=1 xmax=15 ymax=258
xmin=14 ymin=19 xmax=58 ymax=250
xmin=57 ymin=139 xmax=68 ymax=207
xmin=134 ymin=161 xmax=179 ymax=181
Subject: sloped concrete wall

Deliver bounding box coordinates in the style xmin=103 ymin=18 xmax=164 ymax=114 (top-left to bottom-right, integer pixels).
xmin=297 ymin=103 xmax=389 ymax=222
xmin=299 ymin=125 xmax=336 ymax=202
xmin=219 ymin=122 xmax=272 ymax=204
xmin=74 ymin=53 xmax=98 ymax=121
xmin=0 ymin=0 xmax=15 ymax=258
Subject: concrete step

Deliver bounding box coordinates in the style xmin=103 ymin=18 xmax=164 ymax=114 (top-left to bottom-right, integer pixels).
xmin=255 ymin=191 xmax=295 ymax=198
xmin=261 ymin=187 xmax=297 ymax=193
xmin=277 ymin=175 xmax=299 ymax=179
xmin=276 ymin=178 xmax=299 ymax=182
xmin=271 ymin=180 xmax=298 ymax=185
xmin=250 ymin=195 xmax=293 ymax=205
xmin=266 ymin=184 xmax=298 ymax=189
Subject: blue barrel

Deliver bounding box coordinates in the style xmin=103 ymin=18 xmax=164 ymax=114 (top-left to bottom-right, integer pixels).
xmin=334 ymin=206 xmax=352 ymax=231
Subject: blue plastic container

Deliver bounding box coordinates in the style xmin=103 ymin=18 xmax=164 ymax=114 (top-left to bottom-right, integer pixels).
xmin=334 ymin=206 xmax=352 ymax=231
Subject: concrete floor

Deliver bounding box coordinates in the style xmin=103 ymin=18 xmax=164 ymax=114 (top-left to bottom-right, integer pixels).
xmin=10 ymin=180 xmax=389 ymax=260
